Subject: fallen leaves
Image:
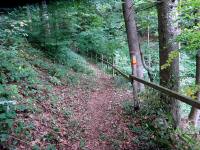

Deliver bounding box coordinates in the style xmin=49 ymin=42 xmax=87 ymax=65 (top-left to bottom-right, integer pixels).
xmin=8 ymin=63 xmax=136 ymax=149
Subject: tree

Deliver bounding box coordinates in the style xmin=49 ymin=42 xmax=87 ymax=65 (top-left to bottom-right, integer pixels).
xmin=122 ymin=0 xmax=144 ymax=90
xmin=179 ymin=0 xmax=200 ymax=127
xmin=26 ymin=5 xmax=32 ymax=32
xmin=39 ymin=0 xmax=50 ymax=44
xmin=157 ymin=0 xmax=180 ymax=127
xmin=188 ymin=51 xmax=200 ymax=127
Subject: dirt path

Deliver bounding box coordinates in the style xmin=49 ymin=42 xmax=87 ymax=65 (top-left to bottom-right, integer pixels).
xmin=69 ymin=64 xmax=135 ymax=150
xmin=12 ymin=63 xmax=137 ymax=150
xmin=52 ymin=64 xmax=135 ymax=149
xmin=12 ymin=62 xmax=200 ymax=150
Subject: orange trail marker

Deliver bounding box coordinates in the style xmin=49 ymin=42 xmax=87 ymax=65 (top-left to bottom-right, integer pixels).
xmin=131 ymin=56 xmax=137 ymax=65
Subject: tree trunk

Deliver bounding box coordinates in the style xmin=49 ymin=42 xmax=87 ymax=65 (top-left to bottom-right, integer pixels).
xmin=157 ymin=0 xmax=180 ymax=127
xmin=147 ymin=15 xmax=150 ymax=47
xmin=26 ymin=5 xmax=32 ymax=32
xmin=122 ymin=0 xmax=144 ymax=92
xmin=189 ymin=50 xmax=200 ymax=127
xmin=53 ymin=7 xmax=59 ymax=51
xmin=40 ymin=0 xmax=50 ymax=38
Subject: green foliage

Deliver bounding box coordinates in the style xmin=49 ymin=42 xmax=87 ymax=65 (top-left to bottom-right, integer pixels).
xmin=123 ymin=89 xmax=200 ymax=149
xmin=0 ymin=102 xmax=16 ymax=143
xmin=0 ymin=14 xmax=38 ymax=85
xmin=182 ymin=84 xmax=200 ymax=100
xmin=0 ymin=0 xmax=199 ymax=148
xmin=49 ymin=76 xmax=62 ymax=85
xmin=46 ymin=144 xmax=56 ymax=150
xmin=0 ymin=13 xmax=38 ymax=146
xmin=51 ymin=48 xmax=92 ymax=74
xmin=122 ymin=100 xmax=134 ymax=115
xmin=79 ymin=138 xmax=86 ymax=149
xmin=177 ymin=27 xmax=200 ymax=53
xmin=122 ymin=100 xmax=174 ymax=148
xmin=161 ymin=50 xmax=179 ymax=70
xmin=25 ymin=0 xmax=159 ymax=80
xmin=180 ymin=52 xmax=196 ymax=79
xmin=62 ymin=108 xmax=73 ymax=118
xmin=136 ymin=8 xmax=158 ymax=36
xmin=177 ymin=0 xmax=200 ymax=54
xmin=0 ymin=85 xmax=19 ymax=99
xmin=178 ymin=0 xmax=200 ymax=29
xmin=141 ymin=42 xmax=159 ymax=81
xmin=114 ymin=76 xmax=131 ymax=89
xmin=0 ymin=2 xmax=94 ymax=148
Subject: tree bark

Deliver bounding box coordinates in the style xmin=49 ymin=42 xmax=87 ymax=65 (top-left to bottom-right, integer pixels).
xmin=189 ymin=50 xmax=200 ymax=127
xmin=157 ymin=0 xmax=180 ymax=127
xmin=122 ymin=0 xmax=144 ymax=92
xmin=40 ymin=0 xmax=50 ymax=37
xmin=26 ymin=5 xmax=32 ymax=32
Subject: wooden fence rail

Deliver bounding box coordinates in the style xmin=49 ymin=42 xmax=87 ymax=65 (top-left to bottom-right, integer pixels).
xmin=130 ymin=75 xmax=200 ymax=109
xmin=90 ymin=52 xmax=200 ymax=109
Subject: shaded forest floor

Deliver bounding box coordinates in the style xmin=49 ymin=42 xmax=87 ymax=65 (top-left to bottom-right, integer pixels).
xmin=9 ymin=63 xmax=139 ymax=150
xmin=5 ymin=56 xmax=200 ymax=150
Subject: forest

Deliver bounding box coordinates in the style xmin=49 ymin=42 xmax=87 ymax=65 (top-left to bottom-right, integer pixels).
xmin=0 ymin=0 xmax=200 ymax=149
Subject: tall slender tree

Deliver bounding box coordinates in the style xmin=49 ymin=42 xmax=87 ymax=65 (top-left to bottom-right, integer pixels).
xmin=157 ymin=0 xmax=180 ymax=127
xmin=26 ymin=5 xmax=32 ymax=32
xmin=122 ymin=0 xmax=144 ymax=109
xmin=39 ymin=0 xmax=50 ymax=42
xmin=122 ymin=0 xmax=144 ymax=91
xmin=189 ymin=51 xmax=200 ymax=127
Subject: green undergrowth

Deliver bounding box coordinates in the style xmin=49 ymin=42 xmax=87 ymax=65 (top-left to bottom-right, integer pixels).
xmin=122 ymin=89 xmax=200 ymax=150
xmin=0 ymin=45 xmax=93 ymax=147
xmin=0 ymin=16 xmax=93 ymax=147
xmin=0 ymin=9 xmax=94 ymax=148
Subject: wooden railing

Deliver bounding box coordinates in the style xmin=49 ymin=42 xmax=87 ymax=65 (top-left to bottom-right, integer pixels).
xmin=86 ymin=51 xmax=200 ymax=109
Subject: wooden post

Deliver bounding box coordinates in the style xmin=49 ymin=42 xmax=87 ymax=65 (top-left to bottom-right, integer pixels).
xmin=108 ymin=57 xmax=111 ymax=71
xmin=189 ymin=50 xmax=200 ymax=127
xmin=112 ymin=56 xmax=115 ymax=77
xmin=96 ymin=53 xmax=98 ymax=63
xmin=101 ymin=54 xmax=103 ymax=68
xmin=106 ymin=59 xmax=109 ymax=69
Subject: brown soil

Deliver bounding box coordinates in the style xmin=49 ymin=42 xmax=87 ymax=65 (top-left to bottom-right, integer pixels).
xmin=76 ymin=64 xmax=136 ymax=150
xmin=9 ymin=64 xmax=137 ymax=150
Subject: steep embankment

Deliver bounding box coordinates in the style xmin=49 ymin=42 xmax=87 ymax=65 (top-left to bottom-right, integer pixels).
xmin=6 ymin=59 xmax=137 ymax=149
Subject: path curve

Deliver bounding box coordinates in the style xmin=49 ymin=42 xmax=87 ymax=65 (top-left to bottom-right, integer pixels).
xmin=73 ymin=64 xmax=135 ymax=150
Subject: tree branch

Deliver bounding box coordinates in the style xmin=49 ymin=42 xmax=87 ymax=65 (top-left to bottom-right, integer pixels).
xmin=139 ymin=45 xmax=154 ymax=82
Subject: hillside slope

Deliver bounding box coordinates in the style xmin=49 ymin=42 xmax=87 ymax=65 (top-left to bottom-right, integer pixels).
xmin=2 ymin=53 xmax=138 ymax=149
